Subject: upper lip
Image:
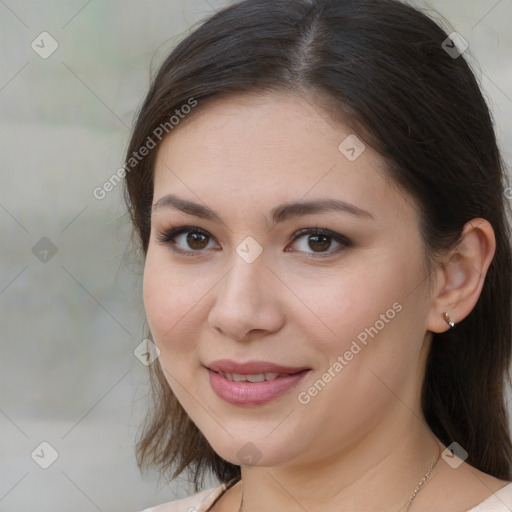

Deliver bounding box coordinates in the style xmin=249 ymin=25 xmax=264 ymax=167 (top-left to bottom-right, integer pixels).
xmin=206 ymin=359 xmax=310 ymax=375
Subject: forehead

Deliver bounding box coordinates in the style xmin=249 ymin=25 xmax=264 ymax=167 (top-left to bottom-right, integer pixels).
xmin=152 ymin=91 xmax=412 ymax=226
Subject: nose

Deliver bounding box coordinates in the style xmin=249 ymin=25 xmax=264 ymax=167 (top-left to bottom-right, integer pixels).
xmin=208 ymin=253 xmax=285 ymax=342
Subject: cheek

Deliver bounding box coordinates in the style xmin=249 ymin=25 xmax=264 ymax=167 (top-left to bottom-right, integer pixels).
xmin=142 ymin=250 xmax=203 ymax=356
xmin=142 ymin=252 xmax=209 ymax=407
xmin=289 ymin=258 xmax=408 ymax=352
xmin=292 ymin=251 xmax=427 ymax=402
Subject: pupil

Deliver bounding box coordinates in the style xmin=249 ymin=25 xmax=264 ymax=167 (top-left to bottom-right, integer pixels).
xmin=309 ymin=234 xmax=330 ymax=252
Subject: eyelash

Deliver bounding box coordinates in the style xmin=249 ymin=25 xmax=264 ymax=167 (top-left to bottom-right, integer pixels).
xmin=155 ymin=225 xmax=353 ymax=259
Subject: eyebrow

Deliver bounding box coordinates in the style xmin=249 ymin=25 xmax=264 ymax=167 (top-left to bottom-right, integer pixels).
xmin=152 ymin=194 xmax=374 ymax=226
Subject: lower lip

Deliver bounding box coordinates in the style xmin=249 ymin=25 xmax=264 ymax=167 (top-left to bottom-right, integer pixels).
xmin=207 ymin=368 xmax=310 ymax=406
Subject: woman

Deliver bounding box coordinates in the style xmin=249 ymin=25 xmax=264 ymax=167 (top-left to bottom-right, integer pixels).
xmin=124 ymin=0 xmax=512 ymax=510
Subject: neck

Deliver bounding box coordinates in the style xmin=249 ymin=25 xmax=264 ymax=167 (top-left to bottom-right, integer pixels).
xmin=237 ymin=415 xmax=443 ymax=512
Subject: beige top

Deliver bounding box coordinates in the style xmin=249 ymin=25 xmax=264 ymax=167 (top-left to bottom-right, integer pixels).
xmin=142 ymin=480 xmax=512 ymax=512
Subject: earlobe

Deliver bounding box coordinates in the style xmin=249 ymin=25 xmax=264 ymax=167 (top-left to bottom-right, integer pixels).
xmin=442 ymin=312 xmax=455 ymax=329
xmin=426 ymin=218 xmax=496 ymax=334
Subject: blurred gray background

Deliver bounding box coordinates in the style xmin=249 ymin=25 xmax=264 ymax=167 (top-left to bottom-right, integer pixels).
xmin=0 ymin=1 xmax=511 ymax=511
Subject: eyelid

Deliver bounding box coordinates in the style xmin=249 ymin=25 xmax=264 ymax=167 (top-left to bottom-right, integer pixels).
xmin=155 ymin=225 xmax=352 ymax=258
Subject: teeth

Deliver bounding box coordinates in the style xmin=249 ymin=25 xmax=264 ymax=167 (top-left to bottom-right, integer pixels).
xmin=246 ymin=373 xmax=266 ymax=382
xmin=218 ymin=371 xmax=281 ymax=382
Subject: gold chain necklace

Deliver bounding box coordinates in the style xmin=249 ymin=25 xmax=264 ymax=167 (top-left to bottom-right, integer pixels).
xmin=237 ymin=446 xmax=442 ymax=512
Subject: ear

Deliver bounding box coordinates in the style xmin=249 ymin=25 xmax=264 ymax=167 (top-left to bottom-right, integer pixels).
xmin=426 ymin=218 xmax=496 ymax=334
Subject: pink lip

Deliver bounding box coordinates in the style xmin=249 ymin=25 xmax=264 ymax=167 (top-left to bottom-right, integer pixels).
xmin=205 ymin=360 xmax=311 ymax=406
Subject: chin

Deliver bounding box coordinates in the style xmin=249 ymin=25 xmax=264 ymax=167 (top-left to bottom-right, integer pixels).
xmin=205 ymin=433 xmax=299 ymax=468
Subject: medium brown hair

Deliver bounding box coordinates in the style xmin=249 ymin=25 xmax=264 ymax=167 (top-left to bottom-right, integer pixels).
xmin=124 ymin=0 xmax=512 ymax=490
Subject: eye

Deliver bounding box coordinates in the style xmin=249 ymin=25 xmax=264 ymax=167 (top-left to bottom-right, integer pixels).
xmin=156 ymin=225 xmax=352 ymax=258
xmin=286 ymin=228 xmax=352 ymax=257
xmin=156 ymin=226 xmax=219 ymax=255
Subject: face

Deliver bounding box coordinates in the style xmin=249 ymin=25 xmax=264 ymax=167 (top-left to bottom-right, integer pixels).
xmin=143 ymin=91 xmax=434 ymax=469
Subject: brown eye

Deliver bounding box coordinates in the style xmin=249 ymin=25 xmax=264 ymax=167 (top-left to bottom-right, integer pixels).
xmin=156 ymin=226 xmax=219 ymax=254
xmin=186 ymin=231 xmax=210 ymax=250
xmin=307 ymin=234 xmax=332 ymax=252
xmin=287 ymin=228 xmax=352 ymax=257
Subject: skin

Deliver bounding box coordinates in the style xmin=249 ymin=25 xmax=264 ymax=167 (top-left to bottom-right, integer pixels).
xmin=143 ymin=91 xmax=507 ymax=511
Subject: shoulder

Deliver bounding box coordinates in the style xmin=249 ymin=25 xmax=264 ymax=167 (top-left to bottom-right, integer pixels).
xmin=467 ymin=481 xmax=512 ymax=511
xmin=140 ymin=483 xmax=227 ymax=512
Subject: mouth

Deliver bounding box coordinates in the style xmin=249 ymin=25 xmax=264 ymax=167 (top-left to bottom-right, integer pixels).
xmin=205 ymin=359 xmax=310 ymax=375
xmin=214 ymin=371 xmax=293 ymax=382
xmin=205 ymin=359 xmax=311 ymax=406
